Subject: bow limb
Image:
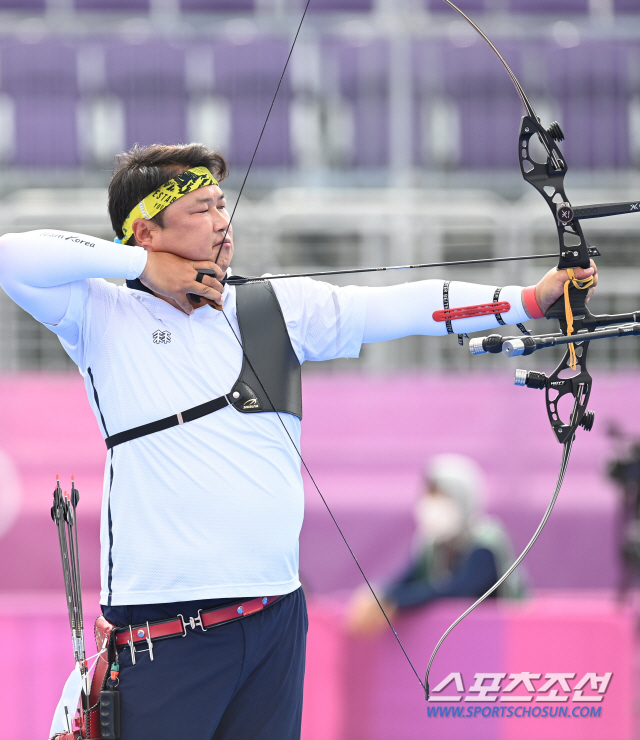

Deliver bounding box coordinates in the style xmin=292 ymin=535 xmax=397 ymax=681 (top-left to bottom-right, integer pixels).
xmin=424 ymin=0 xmax=597 ymax=699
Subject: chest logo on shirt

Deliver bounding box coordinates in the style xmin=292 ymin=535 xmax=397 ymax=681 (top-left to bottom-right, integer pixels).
xmin=152 ymin=330 xmax=171 ymax=344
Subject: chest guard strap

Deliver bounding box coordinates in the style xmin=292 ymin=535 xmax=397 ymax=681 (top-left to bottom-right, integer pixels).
xmin=103 ymin=279 xmax=301 ymax=450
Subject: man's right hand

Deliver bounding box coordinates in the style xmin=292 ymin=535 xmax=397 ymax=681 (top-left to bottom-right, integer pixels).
xmin=139 ymin=252 xmax=225 ymax=315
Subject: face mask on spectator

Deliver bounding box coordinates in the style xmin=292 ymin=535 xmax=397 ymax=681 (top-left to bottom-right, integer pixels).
xmin=414 ymin=494 xmax=465 ymax=543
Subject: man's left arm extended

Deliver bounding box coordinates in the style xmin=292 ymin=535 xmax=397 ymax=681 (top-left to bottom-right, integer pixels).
xmin=361 ymin=264 xmax=597 ymax=343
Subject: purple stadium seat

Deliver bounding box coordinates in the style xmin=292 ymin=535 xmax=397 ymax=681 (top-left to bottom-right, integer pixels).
xmin=212 ymin=39 xmax=292 ymax=167
xmin=304 ymin=0 xmax=373 ymax=10
xmin=1 ymin=39 xmax=79 ymax=167
xmin=211 ymin=38 xmax=291 ymax=98
xmin=180 ymin=0 xmax=255 ymax=10
xmin=426 ymin=0 xmax=486 ymax=12
xmin=0 ymin=0 xmax=45 ymax=8
xmin=543 ymin=41 xmax=630 ymax=169
xmin=439 ymin=39 xmax=524 ymax=97
xmin=1 ymin=39 xmax=78 ymax=96
xmin=75 ymin=0 xmax=150 ymax=9
xmin=509 ymin=0 xmax=589 ymax=12
xmin=416 ymin=39 xmax=525 ymax=168
xmin=614 ymin=0 xmax=640 ymax=13
xmin=104 ymin=41 xmax=187 ymax=150
xmin=321 ymin=37 xmax=390 ymax=169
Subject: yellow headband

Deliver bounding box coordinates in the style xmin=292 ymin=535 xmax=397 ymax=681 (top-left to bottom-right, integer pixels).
xmin=119 ymin=166 xmax=219 ymax=244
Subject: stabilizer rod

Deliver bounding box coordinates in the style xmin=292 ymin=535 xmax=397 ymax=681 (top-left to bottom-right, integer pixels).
xmin=573 ymin=200 xmax=640 ymax=220
xmin=470 ymin=322 xmax=640 ymax=358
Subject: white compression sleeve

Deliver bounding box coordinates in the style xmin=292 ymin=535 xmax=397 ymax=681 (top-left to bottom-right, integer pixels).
xmin=0 ymin=230 xmax=147 ymax=326
xmin=362 ymin=279 xmax=530 ymax=343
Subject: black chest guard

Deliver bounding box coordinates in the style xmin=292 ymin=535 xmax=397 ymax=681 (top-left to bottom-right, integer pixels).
xmin=230 ymin=279 xmax=302 ymax=420
xmin=101 ymin=278 xmax=302 ymax=450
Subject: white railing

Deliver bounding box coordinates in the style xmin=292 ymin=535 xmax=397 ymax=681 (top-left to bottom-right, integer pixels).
xmin=0 ymin=186 xmax=639 ymax=372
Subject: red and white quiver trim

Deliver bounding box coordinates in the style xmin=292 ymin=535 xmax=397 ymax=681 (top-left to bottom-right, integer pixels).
xmin=50 ymin=616 xmax=116 ymax=740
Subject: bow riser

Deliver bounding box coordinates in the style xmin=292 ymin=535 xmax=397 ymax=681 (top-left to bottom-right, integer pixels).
xmin=545 ymin=344 xmax=593 ymax=444
xmin=519 ymin=116 xmax=594 ymax=270
xmin=514 ymin=343 xmax=594 ymax=443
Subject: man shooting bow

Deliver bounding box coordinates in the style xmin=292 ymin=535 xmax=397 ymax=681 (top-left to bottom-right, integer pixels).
xmin=0 ymin=142 xmax=596 ymax=740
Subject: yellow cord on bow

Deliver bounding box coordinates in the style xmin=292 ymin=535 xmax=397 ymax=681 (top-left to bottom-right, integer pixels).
xmin=564 ymin=268 xmax=594 ymax=370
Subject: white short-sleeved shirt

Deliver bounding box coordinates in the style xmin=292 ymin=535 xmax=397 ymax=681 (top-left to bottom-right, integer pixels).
xmin=48 ymin=276 xmax=367 ymax=606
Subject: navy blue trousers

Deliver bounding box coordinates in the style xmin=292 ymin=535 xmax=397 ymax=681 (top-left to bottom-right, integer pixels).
xmin=102 ymin=587 xmax=307 ymax=740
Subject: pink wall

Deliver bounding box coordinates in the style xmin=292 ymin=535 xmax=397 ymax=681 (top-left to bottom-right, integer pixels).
xmin=1 ymin=592 xmax=632 ymax=740
xmin=0 ymin=371 xmax=633 ymax=595
xmin=303 ymin=595 xmax=634 ymax=740
xmin=0 ymin=372 xmax=637 ymax=739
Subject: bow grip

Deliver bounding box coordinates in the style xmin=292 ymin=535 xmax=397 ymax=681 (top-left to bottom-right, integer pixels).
xmin=544 ymin=282 xmax=589 ymax=334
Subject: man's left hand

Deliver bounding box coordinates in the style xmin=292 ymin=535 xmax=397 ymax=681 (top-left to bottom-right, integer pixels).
xmin=533 ymin=259 xmax=598 ymax=316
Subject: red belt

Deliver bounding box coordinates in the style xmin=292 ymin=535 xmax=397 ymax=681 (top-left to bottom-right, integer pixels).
xmin=115 ymin=595 xmax=283 ymax=662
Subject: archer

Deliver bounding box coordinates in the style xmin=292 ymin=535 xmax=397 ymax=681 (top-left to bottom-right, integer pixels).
xmin=0 ymin=142 xmax=595 ymax=739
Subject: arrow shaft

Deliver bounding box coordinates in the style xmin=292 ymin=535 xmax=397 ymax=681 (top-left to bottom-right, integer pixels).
xmin=259 ymin=252 xmax=558 ymax=279
xmin=211 ymin=251 xmax=600 ymax=287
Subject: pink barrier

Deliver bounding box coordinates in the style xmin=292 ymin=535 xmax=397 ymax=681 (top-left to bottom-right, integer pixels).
xmin=0 ymin=372 xmax=637 ymax=738
xmin=0 ymin=372 xmax=633 ymax=594
xmin=1 ymin=592 xmax=631 ymax=740
xmin=303 ymin=595 xmax=635 ymax=740
xmin=0 ymin=592 xmax=103 ymax=740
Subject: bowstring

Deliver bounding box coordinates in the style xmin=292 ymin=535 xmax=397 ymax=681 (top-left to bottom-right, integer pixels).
xmin=207 ymin=0 xmax=426 ymax=693
xmin=218 ymin=303 xmax=426 ymax=693
xmin=204 ymin=0 xmax=572 ymax=699
xmin=214 ymin=0 xmax=312 ymax=266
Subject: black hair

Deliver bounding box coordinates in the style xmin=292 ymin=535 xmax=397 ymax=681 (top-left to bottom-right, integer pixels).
xmin=108 ymin=142 xmax=228 ymax=240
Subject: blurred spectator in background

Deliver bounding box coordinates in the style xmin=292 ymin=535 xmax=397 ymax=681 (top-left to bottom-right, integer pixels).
xmin=347 ymin=454 xmax=524 ymax=636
